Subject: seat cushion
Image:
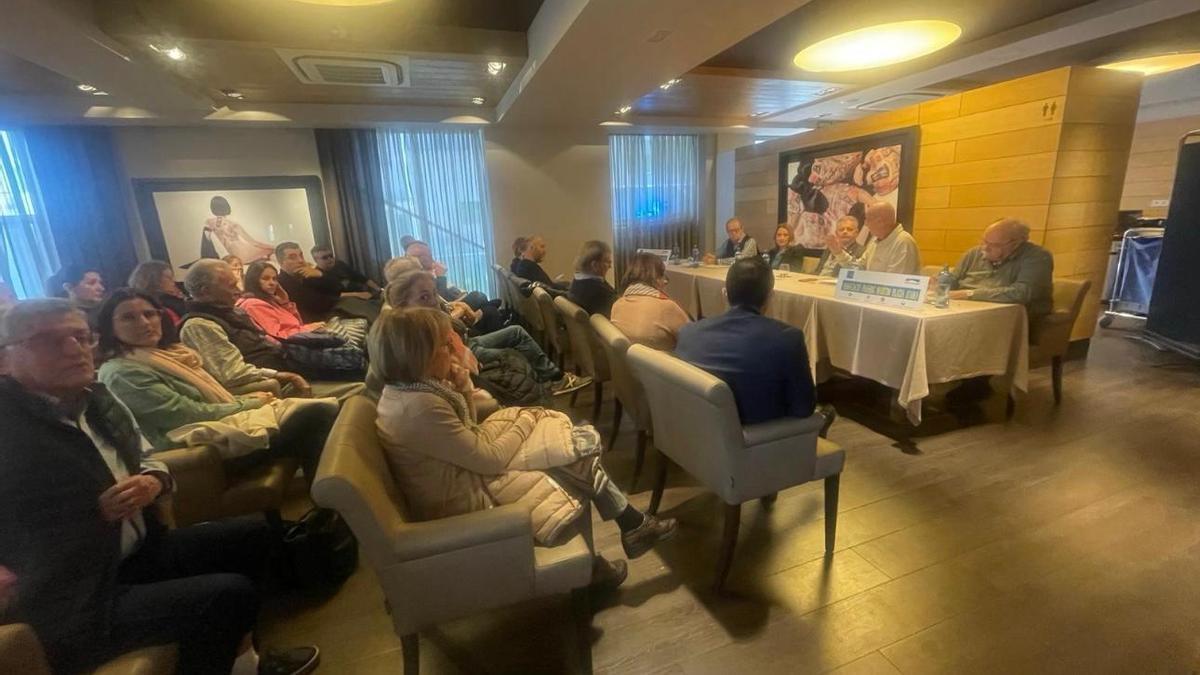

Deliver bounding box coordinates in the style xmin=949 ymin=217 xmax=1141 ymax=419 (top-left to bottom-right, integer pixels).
xmin=814 ymin=438 xmax=846 ymax=480
xmin=93 ymin=644 xmax=177 ymax=675
xmin=532 ymin=530 xmax=593 ymax=597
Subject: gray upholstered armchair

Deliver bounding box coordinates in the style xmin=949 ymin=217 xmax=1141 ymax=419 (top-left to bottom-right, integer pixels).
xmin=589 ymin=314 xmax=652 ymax=489
xmin=554 ymin=295 xmax=611 ymax=423
xmin=310 ymin=396 xmax=596 ymax=674
xmin=626 ymin=345 xmax=845 ymax=591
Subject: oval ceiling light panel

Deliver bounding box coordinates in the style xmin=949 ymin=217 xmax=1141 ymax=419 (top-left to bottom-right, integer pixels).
xmin=794 ymin=20 xmax=961 ymax=72
xmin=1098 ymin=52 xmax=1200 ymax=76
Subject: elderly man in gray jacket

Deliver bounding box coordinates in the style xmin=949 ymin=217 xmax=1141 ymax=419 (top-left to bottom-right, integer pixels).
xmin=947 ymin=218 xmax=1054 ymax=321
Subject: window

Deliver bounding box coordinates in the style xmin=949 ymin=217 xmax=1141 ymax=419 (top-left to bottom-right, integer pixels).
xmin=0 ymin=130 xmax=58 ymax=299
xmin=376 ymin=128 xmax=496 ymax=296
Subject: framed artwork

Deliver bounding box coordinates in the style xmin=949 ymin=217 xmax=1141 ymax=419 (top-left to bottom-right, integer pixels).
xmin=777 ymin=127 xmax=919 ymax=253
xmin=133 ymin=175 xmax=330 ymax=279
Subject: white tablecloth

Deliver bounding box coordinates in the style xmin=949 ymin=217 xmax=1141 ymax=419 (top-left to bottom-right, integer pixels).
xmin=664 ymin=265 xmax=1029 ymax=424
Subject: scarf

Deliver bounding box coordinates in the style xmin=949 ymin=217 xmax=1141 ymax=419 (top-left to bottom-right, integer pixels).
xmin=623 ymin=282 xmax=667 ymax=299
xmin=389 ymin=378 xmax=475 ymax=428
xmin=125 ymin=344 xmax=236 ymax=404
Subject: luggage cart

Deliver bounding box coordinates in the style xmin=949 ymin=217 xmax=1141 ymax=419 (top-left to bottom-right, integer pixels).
xmin=1099 ymin=226 xmax=1165 ymax=328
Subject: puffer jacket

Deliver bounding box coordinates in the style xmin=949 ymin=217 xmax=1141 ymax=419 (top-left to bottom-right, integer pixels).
xmin=375 ymin=386 xmax=584 ymax=544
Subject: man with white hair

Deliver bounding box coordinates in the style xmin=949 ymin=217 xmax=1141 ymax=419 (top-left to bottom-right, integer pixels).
xmin=825 ymin=202 xmax=921 ymax=275
xmin=947 ymin=218 xmax=1054 ymax=319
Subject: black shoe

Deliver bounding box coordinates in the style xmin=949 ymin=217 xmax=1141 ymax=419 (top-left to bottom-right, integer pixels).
xmin=259 ymin=646 xmax=320 ymax=675
xmin=621 ymin=514 xmax=678 ymax=559
xmin=590 ymin=555 xmax=628 ymax=592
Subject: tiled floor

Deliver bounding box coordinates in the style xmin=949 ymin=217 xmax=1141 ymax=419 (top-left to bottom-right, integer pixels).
xmin=258 ymin=327 xmax=1200 ymax=674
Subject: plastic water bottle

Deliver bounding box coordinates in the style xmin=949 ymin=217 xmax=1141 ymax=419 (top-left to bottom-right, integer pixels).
xmin=762 ymin=252 xmax=771 ymax=266
xmin=671 ymin=244 xmax=680 ymax=264
xmin=690 ymin=245 xmax=700 ymax=266
xmin=934 ymin=264 xmax=953 ymax=308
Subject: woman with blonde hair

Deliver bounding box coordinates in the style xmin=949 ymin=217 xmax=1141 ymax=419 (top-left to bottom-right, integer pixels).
xmin=611 ymin=252 xmax=692 ymax=351
xmin=370 ymin=307 xmax=677 ymax=588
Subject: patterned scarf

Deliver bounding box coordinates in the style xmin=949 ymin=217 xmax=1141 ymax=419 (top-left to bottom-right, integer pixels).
xmin=622 ymin=282 xmax=667 ymax=299
xmin=389 ymin=378 xmax=476 ymax=429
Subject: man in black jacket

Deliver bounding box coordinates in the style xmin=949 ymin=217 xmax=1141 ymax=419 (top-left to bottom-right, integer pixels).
xmin=568 ymin=240 xmax=616 ymax=317
xmin=276 ymin=242 xmax=378 ymax=322
xmin=0 ymin=299 xmax=317 ymax=675
xmin=511 ymin=235 xmax=568 ymax=291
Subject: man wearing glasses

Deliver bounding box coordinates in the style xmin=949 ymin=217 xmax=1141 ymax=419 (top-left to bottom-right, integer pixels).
xmin=946 ymin=218 xmax=1054 ymax=320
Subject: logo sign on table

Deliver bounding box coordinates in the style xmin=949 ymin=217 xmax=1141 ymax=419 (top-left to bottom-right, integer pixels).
xmin=835 ymin=269 xmax=930 ymax=309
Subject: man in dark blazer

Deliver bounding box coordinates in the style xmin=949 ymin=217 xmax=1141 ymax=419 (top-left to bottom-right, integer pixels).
xmin=0 ymin=299 xmax=316 ymax=675
xmin=568 ymin=240 xmax=617 ymax=317
xmin=511 ymin=235 xmax=569 ymax=292
xmin=675 ymin=257 xmax=818 ymax=426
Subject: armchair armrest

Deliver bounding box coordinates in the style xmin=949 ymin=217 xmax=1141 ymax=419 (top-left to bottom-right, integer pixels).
xmin=390 ymin=503 xmax=532 ymax=562
xmin=153 ymin=446 xmax=227 ymax=527
xmin=742 ymin=414 xmax=825 ymax=448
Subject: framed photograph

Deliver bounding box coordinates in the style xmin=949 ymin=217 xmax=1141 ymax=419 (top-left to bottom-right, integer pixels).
xmin=777 ymin=127 xmax=919 ymax=254
xmin=133 ymin=175 xmax=331 ymax=279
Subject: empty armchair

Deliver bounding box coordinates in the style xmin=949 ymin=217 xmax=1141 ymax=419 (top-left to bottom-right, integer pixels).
xmin=310 ymin=396 xmax=596 ymax=674
xmin=554 ymin=295 xmax=611 ymax=423
xmin=1030 ymin=278 xmax=1092 ymax=404
xmin=533 ymin=286 xmax=569 ymax=369
xmin=626 ymin=345 xmax=845 ymax=591
xmin=504 ymin=269 xmax=545 ymax=346
xmin=589 ymin=314 xmax=652 ymax=490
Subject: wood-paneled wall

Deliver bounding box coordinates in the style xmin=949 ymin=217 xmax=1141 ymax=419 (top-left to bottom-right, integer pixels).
xmin=1119 ymin=113 xmax=1200 ymax=218
xmin=735 ymin=66 xmax=1142 ymax=340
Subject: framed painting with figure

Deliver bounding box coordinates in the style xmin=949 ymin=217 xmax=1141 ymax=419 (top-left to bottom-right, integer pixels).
xmin=133 ymin=175 xmax=331 ymax=279
xmin=777 ymin=127 xmax=919 ymax=255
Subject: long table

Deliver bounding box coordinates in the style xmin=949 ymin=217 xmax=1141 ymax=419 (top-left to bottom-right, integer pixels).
xmin=664 ymin=265 xmax=1029 ymax=425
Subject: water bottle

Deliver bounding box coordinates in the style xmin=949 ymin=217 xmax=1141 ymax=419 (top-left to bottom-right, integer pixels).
xmin=762 ymin=252 xmax=771 ymax=267
xmin=690 ymin=245 xmax=700 ymax=266
xmin=934 ymin=264 xmax=953 ymax=308
xmin=671 ymin=244 xmax=680 ymax=264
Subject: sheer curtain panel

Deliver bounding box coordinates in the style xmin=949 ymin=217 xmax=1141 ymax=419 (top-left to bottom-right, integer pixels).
xmin=608 ymin=134 xmax=702 ymax=283
xmin=0 ymin=130 xmax=58 ymax=298
xmin=376 ymin=128 xmax=496 ymax=296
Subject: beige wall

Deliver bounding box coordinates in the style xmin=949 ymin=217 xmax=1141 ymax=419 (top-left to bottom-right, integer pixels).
xmin=484 ymin=126 xmax=612 ymax=280
xmin=1119 ymin=114 xmax=1200 ymax=218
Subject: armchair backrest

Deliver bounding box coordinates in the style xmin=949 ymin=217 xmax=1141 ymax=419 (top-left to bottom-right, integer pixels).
xmin=533 ymin=287 xmax=566 ymax=356
xmin=503 ymin=270 xmax=543 ymax=333
xmin=554 ymin=295 xmax=609 ymax=381
xmin=311 ymin=395 xmax=409 ymax=572
xmin=589 ymin=314 xmax=649 ymax=429
xmin=1034 ymin=278 xmax=1092 ymax=358
xmin=626 ymin=344 xmax=743 ymax=491
xmin=491 ymin=264 xmax=512 ymax=309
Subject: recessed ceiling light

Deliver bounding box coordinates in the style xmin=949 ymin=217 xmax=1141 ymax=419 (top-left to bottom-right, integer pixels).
xmin=472 ymin=97 xmax=486 ymax=105
xmin=91 ymin=91 xmax=109 ymax=96
xmin=150 ymin=44 xmax=187 ymax=61
xmin=77 ymin=83 xmax=97 ymax=92
xmin=221 ymin=88 xmax=245 ymax=100
xmin=794 ymin=20 xmax=961 ymax=72
xmin=1099 ymin=52 xmax=1200 ymax=76
xmin=616 ymin=105 xmax=632 ymax=115
xmin=486 ymin=61 xmax=506 ymax=76
xmin=659 ymin=78 xmax=682 ymax=90
xmin=600 ymin=121 xmax=633 ymax=127
xmin=815 ymin=86 xmax=840 ymax=96
xmin=727 ymin=124 xmax=750 ymax=129
xmin=750 ymin=111 xmax=769 ymax=117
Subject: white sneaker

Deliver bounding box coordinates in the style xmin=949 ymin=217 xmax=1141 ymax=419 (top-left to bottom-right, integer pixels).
xmin=550 ymin=373 xmax=592 ymax=396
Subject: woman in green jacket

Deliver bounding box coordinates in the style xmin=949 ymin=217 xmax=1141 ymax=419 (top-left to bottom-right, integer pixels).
xmin=95 ymin=288 xmax=335 ymax=481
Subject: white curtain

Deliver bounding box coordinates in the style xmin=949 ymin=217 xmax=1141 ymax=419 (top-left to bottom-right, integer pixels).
xmin=376 ymin=128 xmax=497 ymax=296
xmin=0 ymin=129 xmax=58 ymax=298
xmin=608 ymin=134 xmax=702 ymax=282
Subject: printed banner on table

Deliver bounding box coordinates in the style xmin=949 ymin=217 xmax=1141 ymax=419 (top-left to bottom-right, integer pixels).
xmin=835 ymin=269 xmax=930 ymax=309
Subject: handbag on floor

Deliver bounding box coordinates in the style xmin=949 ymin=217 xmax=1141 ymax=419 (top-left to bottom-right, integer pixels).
xmin=280 ymin=507 xmax=359 ymax=590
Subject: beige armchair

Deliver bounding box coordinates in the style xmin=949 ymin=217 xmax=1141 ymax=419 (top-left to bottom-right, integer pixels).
xmin=589 ymin=314 xmax=652 ymax=490
xmin=532 ymin=286 xmax=569 ymax=370
xmin=626 ymin=345 xmax=845 ymax=591
xmin=1030 ymin=278 xmax=1092 ymax=403
xmin=502 ymin=268 xmax=545 ymax=346
xmin=554 ymin=295 xmax=612 ymax=423
xmin=0 ymin=623 xmax=176 ymax=675
xmin=310 ymin=396 xmax=596 ymax=674
xmin=154 ymin=447 xmax=297 ymax=528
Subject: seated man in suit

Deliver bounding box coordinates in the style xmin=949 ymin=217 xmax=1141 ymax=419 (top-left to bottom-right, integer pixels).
xmin=0 ymin=299 xmax=317 ymax=675
xmin=703 ymin=217 xmax=759 ymax=264
xmin=825 ymin=202 xmax=921 ymax=275
xmin=947 ymin=218 xmax=1054 ymax=321
xmin=815 ymin=215 xmax=865 ymax=277
xmin=568 ymin=240 xmax=617 ymax=317
xmin=311 ymin=245 xmax=381 ymax=296
xmin=511 ymin=235 xmax=569 ymax=291
xmin=675 ymin=257 xmax=823 ymax=427
xmin=276 ymin=242 xmax=378 ymax=323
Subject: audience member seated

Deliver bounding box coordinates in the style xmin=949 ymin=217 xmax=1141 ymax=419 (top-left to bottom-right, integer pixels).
xmin=825 ymin=202 xmax=920 ymax=275
xmin=223 ymin=254 xmax=245 ymax=291
xmin=676 ymin=257 xmax=820 ymax=425
xmin=0 ymin=299 xmax=317 ymax=675
xmin=46 ymin=264 xmax=106 ymax=329
xmin=766 ymin=223 xmax=807 ymax=270
xmin=511 ymin=235 xmax=569 ymax=291
xmin=387 ymin=270 xmax=590 ymax=400
xmin=611 ymin=252 xmax=692 ymax=351
xmin=815 ymin=215 xmax=865 ymax=277
xmin=383 ymin=255 xmax=423 ymax=287
xmin=311 ymin=245 xmax=381 ymax=296
xmin=370 ymin=307 xmax=678 ymax=587
xmin=96 ymin=289 xmax=338 ymax=481
xmin=946 ymin=218 xmax=1054 ymax=321
xmin=703 ymin=217 xmax=758 ymax=264
xmin=569 ymin=240 xmax=617 ymax=317
xmin=509 ymin=236 xmax=528 ymax=274
xmin=405 ymin=239 xmax=504 ymax=333
xmin=179 ymin=259 xmax=349 ymax=394
xmin=238 ymin=260 xmax=368 ymax=351
xmin=128 ymin=260 xmax=188 ymax=325
xmin=275 ymin=242 xmax=378 ymax=323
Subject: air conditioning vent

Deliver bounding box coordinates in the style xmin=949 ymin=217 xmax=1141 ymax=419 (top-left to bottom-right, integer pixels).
xmin=856 ymin=92 xmax=942 ymax=111
xmin=276 ymin=49 xmax=409 ymax=87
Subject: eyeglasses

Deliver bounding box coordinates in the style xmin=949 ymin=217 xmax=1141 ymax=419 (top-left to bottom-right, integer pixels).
xmin=4 ymin=329 xmax=97 ymax=351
